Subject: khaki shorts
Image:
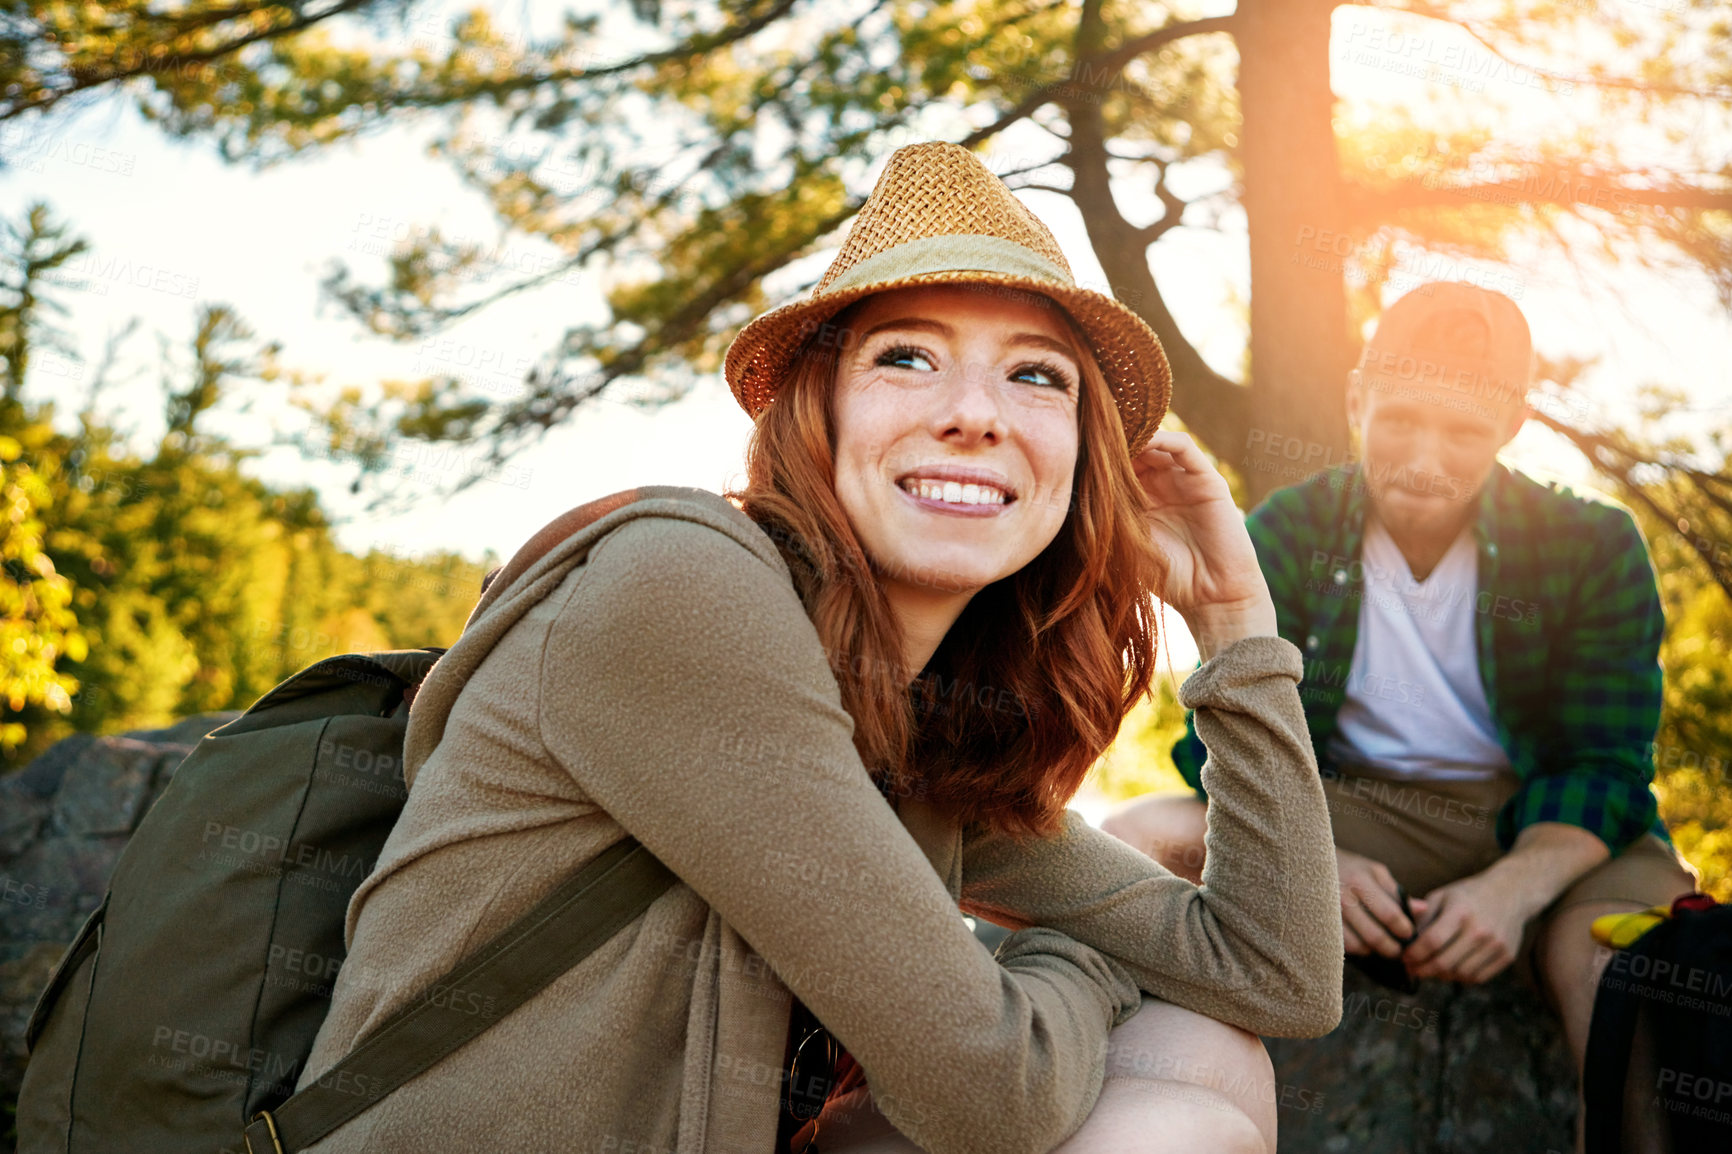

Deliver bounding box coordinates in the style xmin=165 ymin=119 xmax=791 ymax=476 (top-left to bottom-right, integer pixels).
xmin=1322 ymin=757 xmax=1698 ymax=994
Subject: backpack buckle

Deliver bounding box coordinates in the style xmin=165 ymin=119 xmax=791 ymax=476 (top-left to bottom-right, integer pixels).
xmin=245 ymin=1109 xmax=286 ymax=1154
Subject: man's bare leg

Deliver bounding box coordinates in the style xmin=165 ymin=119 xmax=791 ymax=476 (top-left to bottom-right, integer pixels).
xmin=1099 ymin=793 xmax=1209 ymax=884
xmin=1536 ymin=898 xmax=1676 ymax=1154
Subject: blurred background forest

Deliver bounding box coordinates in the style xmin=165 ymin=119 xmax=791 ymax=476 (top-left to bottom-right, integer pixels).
xmin=0 ymin=0 xmax=1729 ymax=898
xmin=0 ymin=204 xmax=492 ymax=760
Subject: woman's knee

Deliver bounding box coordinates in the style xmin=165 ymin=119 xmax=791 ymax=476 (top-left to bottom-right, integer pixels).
xmin=1107 ymin=995 xmax=1270 ymax=1081
xmin=823 ymin=998 xmax=1278 ymax=1154
xmin=1096 ymin=995 xmax=1276 ymax=1151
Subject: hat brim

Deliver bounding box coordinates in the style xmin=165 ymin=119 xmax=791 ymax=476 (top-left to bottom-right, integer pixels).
xmin=723 ymin=270 xmax=1172 ymax=455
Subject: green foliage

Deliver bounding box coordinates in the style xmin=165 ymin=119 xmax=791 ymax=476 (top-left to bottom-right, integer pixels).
xmin=0 ymin=203 xmax=493 ymax=766
xmin=1084 ymin=670 xmax=1190 ymax=805
xmin=1637 ymin=504 xmax=1732 ymax=901
xmin=0 ymin=436 xmax=85 ymax=753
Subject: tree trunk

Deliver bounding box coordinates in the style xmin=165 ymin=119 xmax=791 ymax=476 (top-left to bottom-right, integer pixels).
xmin=1229 ymin=0 xmax=1354 ymax=504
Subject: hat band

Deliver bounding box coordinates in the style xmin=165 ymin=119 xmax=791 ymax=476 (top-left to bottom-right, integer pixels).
xmin=820 ymin=234 xmax=1074 ymax=297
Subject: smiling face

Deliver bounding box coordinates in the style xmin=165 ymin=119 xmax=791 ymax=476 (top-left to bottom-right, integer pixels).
xmin=829 ymin=283 xmax=1083 ymax=604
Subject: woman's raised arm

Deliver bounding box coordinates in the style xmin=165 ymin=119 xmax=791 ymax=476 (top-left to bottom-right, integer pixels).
xmin=961 ymin=634 xmax=1344 ymax=1039
xmin=537 ymin=511 xmax=1144 ymax=1154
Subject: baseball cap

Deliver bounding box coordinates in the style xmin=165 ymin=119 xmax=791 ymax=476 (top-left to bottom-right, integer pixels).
xmin=1356 ymin=281 xmax=1533 ymax=411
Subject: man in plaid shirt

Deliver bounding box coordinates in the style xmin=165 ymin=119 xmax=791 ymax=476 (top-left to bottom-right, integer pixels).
xmin=1103 ymin=282 xmax=1696 ymax=1120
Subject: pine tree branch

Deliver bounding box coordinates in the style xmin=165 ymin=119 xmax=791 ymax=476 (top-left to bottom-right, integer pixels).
xmin=6 ymin=0 xmax=807 ymax=123
xmin=1424 ymin=7 xmax=1732 ymax=100
xmin=13 ymin=0 xmax=376 ymax=121
xmin=1352 ymin=173 xmax=1732 ymax=216
xmin=1529 ymin=406 xmax=1732 ymax=602
xmin=452 ymin=195 xmax=864 ymax=493
xmin=1059 ymin=9 xmax=1246 ymax=457
xmin=1129 ymin=161 xmax=1187 ymax=246
xmin=959 ymin=14 xmax=1235 ymax=150
xmin=1090 ymin=14 xmax=1236 ymax=84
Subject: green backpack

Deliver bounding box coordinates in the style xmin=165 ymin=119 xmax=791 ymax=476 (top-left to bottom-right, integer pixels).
xmin=16 ymin=500 xmax=680 ymax=1154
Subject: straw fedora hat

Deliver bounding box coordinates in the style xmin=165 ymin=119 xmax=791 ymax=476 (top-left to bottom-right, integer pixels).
xmin=722 ymin=140 xmax=1172 ymax=454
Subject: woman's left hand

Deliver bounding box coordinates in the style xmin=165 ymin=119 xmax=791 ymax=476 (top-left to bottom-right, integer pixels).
xmin=1132 ymin=431 xmax=1278 ymax=660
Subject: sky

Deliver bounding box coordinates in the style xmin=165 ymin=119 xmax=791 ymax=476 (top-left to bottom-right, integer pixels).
xmin=4 ymin=0 xmax=1729 ymax=712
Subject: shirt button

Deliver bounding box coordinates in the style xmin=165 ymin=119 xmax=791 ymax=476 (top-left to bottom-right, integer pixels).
xmin=1306 ymin=635 xmax=1319 ymax=650
xmin=1333 ymin=569 xmax=1347 ymax=584
xmin=1488 ymin=544 xmax=1499 ymax=556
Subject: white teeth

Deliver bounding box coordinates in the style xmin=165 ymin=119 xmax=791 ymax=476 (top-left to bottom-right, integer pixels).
xmin=900 ymin=478 xmax=1008 ymax=505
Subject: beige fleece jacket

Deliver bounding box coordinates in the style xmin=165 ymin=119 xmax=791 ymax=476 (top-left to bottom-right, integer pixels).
xmin=295 ymin=486 xmax=1341 ymax=1154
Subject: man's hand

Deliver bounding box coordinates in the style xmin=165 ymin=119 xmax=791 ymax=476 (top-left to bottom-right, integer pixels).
xmin=1132 ymin=431 xmax=1278 ymax=660
xmin=1405 ymin=822 xmax=1611 ymax=984
xmin=1402 ymin=871 xmax=1529 ymax=983
xmin=1337 ymin=847 xmax=1427 ymax=957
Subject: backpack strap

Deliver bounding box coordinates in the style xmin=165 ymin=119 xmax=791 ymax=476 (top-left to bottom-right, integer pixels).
xmin=242 ymin=835 xmax=677 ymax=1154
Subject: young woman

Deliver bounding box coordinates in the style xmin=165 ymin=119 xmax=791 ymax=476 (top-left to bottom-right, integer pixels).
xmin=294 ymin=142 xmax=1342 ymax=1154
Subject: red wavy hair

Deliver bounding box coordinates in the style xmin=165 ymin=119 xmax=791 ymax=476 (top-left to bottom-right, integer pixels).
xmin=724 ymin=294 xmax=1167 ymax=841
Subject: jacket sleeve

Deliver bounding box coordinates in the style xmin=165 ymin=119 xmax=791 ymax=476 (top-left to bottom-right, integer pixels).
xmin=537 ymin=515 xmax=1144 ymax=1154
xmin=965 ymin=635 xmax=1344 ymax=1039
xmin=1172 ymin=488 xmax=1312 ymax=798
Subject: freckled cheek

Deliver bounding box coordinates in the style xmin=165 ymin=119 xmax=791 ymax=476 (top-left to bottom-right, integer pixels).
xmin=835 ymin=457 xmax=892 ymax=528
xmin=840 ymin=385 xmax=920 ymax=447
xmin=1012 ymin=405 xmax=1078 ymax=511
xmin=832 ymin=395 xmax=899 ymax=493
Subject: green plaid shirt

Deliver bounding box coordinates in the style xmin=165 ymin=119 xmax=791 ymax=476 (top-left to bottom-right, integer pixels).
xmin=1173 ymin=461 xmax=1668 ymax=853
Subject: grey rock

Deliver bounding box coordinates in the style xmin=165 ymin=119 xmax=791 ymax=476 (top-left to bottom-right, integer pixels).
xmin=7 ymin=734 xmax=94 ymax=800
xmin=1265 ymin=962 xmax=1578 ymax=1152
xmin=0 ymin=794 xmax=46 ymax=862
xmin=49 ymin=737 xmax=170 ymax=837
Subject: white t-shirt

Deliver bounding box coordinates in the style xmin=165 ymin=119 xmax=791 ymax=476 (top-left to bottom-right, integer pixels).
xmin=1326 ymin=518 xmax=1512 ymax=781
